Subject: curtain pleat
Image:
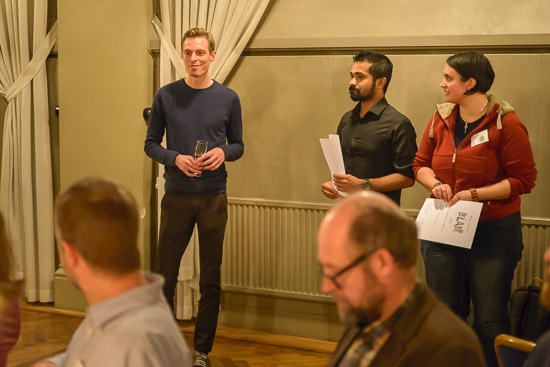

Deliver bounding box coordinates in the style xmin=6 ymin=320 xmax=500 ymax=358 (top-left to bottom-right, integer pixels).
xmin=32 ymin=0 xmax=55 ymax=301
xmin=0 ymin=0 xmax=57 ymax=302
xmin=153 ymin=0 xmax=270 ymax=320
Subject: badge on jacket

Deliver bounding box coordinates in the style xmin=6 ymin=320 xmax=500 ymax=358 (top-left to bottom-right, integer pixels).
xmin=471 ymin=129 xmax=489 ymax=147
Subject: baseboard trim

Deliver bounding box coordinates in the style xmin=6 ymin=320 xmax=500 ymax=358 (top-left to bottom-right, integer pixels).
xmin=20 ymin=302 xmax=336 ymax=355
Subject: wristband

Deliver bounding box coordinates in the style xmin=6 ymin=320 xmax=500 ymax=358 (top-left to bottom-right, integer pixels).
xmin=469 ymin=188 xmax=480 ymax=202
xmin=432 ymin=181 xmax=444 ymax=189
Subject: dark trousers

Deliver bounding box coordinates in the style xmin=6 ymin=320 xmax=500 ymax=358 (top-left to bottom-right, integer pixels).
xmin=421 ymin=212 xmax=523 ymax=367
xmin=157 ymin=192 xmax=228 ymax=354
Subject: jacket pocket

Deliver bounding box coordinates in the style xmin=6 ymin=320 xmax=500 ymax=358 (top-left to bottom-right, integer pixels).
xmin=455 ymin=153 xmax=486 ymax=189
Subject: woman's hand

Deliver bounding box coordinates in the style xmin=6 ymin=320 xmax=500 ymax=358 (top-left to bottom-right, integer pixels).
xmin=449 ymin=190 xmax=473 ymax=206
xmin=432 ymin=183 xmax=453 ymax=203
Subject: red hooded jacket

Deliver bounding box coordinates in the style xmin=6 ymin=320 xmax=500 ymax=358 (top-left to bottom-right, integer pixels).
xmin=414 ymin=94 xmax=537 ymax=222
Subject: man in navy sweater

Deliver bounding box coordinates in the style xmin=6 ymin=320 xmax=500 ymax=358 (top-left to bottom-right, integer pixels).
xmin=144 ymin=27 xmax=244 ymax=367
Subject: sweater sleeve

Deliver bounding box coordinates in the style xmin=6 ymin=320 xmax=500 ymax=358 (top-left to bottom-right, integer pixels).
xmin=219 ymin=94 xmax=244 ymax=162
xmin=144 ymin=90 xmax=180 ymax=167
xmin=499 ymin=112 xmax=537 ymax=197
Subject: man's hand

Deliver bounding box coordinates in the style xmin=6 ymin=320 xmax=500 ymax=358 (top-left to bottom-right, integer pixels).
xmin=332 ymin=174 xmax=362 ymax=193
xmin=175 ymin=154 xmax=202 ymax=177
xmin=198 ymin=147 xmax=225 ymax=171
xmin=321 ymin=180 xmax=340 ymax=200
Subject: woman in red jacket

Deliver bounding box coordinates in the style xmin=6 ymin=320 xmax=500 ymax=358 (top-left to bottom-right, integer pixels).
xmin=414 ymin=51 xmax=537 ymax=367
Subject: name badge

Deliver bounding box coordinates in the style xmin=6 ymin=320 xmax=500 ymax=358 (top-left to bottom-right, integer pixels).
xmin=471 ymin=129 xmax=489 ymax=147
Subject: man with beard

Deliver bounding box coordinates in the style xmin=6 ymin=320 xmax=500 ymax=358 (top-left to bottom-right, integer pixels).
xmin=318 ymin=191 xmax=486 ymax=367
xmin=35 ymin=177 xmax=191 ymax=367
xmin=321 ymin=50 xmax=417 ymax=206
xmin=523 ymin=247 xmax=550 ymax=366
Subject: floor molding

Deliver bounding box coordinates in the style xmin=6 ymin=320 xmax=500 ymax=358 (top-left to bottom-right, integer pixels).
xmin=22 ymin=302 xmax=336 ymax=355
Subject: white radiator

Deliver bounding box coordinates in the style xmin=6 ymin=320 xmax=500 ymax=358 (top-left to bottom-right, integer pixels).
xmin=513 ymin=219 xmax=550 ymax=289
xmin=221 ymin=199 xmax=550 ymax=298
xmin=222 ymin=199 xmax=331 ymax=300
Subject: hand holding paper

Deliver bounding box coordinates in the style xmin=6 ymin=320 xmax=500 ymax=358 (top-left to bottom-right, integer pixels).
xmin=320 ymin=134 xmax=348 ymax=197
xmin=415 ymin=198 xmax=483 ymax=249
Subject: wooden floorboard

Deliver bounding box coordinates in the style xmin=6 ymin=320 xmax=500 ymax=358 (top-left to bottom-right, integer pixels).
xmin=8 ymin=303 xmax=334 ymax=366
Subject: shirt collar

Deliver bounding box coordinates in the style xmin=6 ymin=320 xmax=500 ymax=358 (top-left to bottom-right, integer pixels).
xmin=352 ymin=97 xmax=389 ymax=119
xmin=86 ymin=272 xmax=165 ymax=329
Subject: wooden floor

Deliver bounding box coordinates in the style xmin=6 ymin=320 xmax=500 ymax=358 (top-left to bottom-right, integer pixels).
xmin=7 ymin=303 xmax=335 ymax=367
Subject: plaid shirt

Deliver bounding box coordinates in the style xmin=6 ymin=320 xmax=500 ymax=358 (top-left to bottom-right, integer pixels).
xmin=339 ymin=284 xmax=419 ymax=367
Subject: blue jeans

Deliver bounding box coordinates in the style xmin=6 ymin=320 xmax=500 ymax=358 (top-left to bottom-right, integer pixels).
xmin=157 ymin=193 xmax=228 ymax=354
xmin=421 ymin=212 xmax=523 ymax=367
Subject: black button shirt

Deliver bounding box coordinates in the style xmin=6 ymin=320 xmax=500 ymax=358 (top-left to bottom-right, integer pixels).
xmin=337 ymin=98 xmax=417 ymax=205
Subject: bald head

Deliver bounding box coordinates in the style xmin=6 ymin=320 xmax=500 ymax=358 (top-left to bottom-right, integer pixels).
xmin=319 ymin=191 xmax=418 ymax=268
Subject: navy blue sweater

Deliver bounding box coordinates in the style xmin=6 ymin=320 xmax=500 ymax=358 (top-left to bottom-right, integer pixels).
xmin=144 ymin=79 xmax=244 ymax=196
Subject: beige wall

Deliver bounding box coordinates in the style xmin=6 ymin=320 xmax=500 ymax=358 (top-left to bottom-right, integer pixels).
xmin=49 ymin=0 xmax=549 ymax=320
xmin=224 ymin=0 xmax=550 ymax=219
xmin=57 ymin=0 xmax=153 ymax=267
xmin=225 ymin=53 xmax=549 ymax=218
xmin=220 ymin=0 xmax=550 ymax=338
xmin=251 ymin=0 xmax=550 ymax=48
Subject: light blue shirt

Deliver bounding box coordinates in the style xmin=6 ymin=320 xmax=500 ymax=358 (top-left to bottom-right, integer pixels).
xmin=46 ymin=273 xmax=191 ymax=367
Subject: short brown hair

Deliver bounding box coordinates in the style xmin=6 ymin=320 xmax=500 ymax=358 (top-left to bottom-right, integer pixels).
xmin=347 ymin=199 xmax=418 ymax=268
xmin=54 ymin=177 xmax=140 ymax=275
xmin=182 ymin=27 xmax=215 ymax=53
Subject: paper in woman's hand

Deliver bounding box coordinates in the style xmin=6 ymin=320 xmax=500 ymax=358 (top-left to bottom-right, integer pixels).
xmin=415 ymin=198 xmax=483 ymax=249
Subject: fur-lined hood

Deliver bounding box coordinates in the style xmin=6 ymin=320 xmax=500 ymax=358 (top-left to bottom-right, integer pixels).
xmin=429 ymin=93 xmax=515 ymax=138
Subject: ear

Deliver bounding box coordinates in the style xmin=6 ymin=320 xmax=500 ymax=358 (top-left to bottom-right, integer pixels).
xmin=466 ymin=77 xmax=477 ymax=90
xmin=60 ymin=240 xmax=80 ymax=268
xmin=210 ymin=50 xmax=217 ymax=62
xmin=369 ymin=248 xmax=396 ymax=278
xmin=376 ymin=77 xmax=387 ymax=91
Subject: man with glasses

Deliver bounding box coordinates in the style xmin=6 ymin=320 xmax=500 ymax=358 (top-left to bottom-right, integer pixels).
xmin=318 ymin=191 xmax=486 ymax=367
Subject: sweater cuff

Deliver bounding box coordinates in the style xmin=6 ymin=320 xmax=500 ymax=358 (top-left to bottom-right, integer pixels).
xmin=168 ymin=151 xmax=179 ymax=167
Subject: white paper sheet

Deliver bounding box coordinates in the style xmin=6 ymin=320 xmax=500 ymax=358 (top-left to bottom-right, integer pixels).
xmin=320 ymin=134 xmax=348 ymax=197
xmin=415 ymin=198 xmax=483 ymax=249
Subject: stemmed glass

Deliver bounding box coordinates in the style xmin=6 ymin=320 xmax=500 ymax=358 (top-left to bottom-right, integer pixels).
xmin=194 ymin=140 xmax=208 ymax=177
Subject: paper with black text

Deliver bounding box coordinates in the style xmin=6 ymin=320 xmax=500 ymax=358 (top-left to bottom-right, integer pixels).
xmin=415 ymin=198 xmax=483 ymax=249
xmin=320 ymin=134 xmax=348 ymax=197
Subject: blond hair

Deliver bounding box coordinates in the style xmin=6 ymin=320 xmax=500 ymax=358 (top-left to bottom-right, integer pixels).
xmin=181 ymin=27 xmax=215 ymax=53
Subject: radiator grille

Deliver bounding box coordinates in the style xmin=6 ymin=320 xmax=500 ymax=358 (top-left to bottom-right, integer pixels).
xmin=513 ymin=222 xmax=550 ymax=289
xmin=221 ymin=199 xmax=549 ymax=298
xmin=223 ymin=200 xmax=329 ymax=299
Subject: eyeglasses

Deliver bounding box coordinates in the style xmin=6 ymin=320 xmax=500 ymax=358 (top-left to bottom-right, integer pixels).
xmin=319 ymin=251 xmax=374 ymax=289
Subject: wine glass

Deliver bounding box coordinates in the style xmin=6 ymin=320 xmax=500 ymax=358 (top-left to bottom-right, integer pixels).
xmin=194 ymin=140 xmax=208 ymax=177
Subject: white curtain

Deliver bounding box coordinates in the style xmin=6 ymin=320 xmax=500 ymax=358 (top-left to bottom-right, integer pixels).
xmin=0 ymin=0 xmax=57 ymax=302
xmin=152 ymin=0 xmax=270 ymax=320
